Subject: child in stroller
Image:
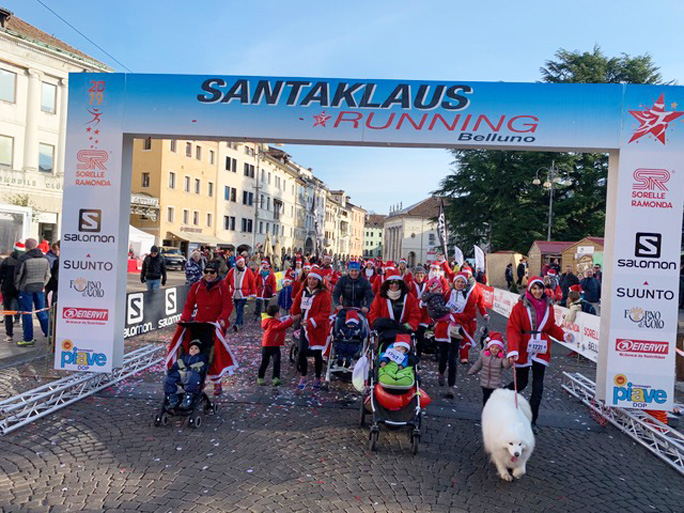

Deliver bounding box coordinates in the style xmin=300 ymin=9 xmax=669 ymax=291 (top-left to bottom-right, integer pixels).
xmin=333 ymin=309 xmax=368 ymax=368
xmin=164 ymin=339 xmax=208 ymax=409
xmin=378 ymin=335 xmax=418 ymax=388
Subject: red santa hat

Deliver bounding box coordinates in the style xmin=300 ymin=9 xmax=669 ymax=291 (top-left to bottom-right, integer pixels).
xmin=569 ymin=284 xmax=582 ymax=292
xmin=453 ymin=272 xmax=469 ymax=284
xmin=385 ymin=261 xmax=395 ymax=268
xmin=365 ymin=260 xmax=375 ymax=267
xmin=303 ymin=263 xmax=312 ymax=270
xmin=345 ymin=310 xmax=360 ymax=325
xmin=399 ymin=258 xmax=407 ymax=265
xmin=261 ymin=259 xmax=270 ymax=267
xmin=527 ymin=275 xmax=544 ymax=291
xmin=236 ymin=256 xmax=245 ymax=265
xmin=461 ymin=266 xmax=473 ymax=277
xmin=13 ymin=240 xmax=26 ymax=253
xmin=546 ymin=268 xmax=558 ymax=277
xmin=384 ymin=269 xmax=402 ymax=281
xmin=485 ymin=331 xmax=505 ymax=350
xmin=283 ymin=277 xmax=292 ymax=285
xmin=393 ymin=333 xmax=412 ymax=351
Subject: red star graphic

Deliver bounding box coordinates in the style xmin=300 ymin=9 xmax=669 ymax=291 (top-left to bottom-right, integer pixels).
xmin=629 ymin=93 xmax=684 ymax=144
xmin=94 ymin=129 xmax=100 ymax=135
xmin=86 ymin=127 xmax=92 ymax=132
xmin=313 ymin=111 xmax=332 ymax=127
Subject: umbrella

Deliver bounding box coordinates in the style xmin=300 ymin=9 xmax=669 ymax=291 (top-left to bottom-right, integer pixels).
xmin=273 ymin=237 xmax=282 ymax=270
xmin=263 ymin=234 xmax=272 ymax=260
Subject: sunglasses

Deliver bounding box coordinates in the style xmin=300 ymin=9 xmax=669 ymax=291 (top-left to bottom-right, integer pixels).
xmin=203 ymin=269 xmax=217 ymax=275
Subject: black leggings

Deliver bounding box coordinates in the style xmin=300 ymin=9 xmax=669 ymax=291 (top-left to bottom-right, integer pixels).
xmin=258 ymin=346 xmax=281 ymax=379
xmin=438 ymin=338 xmax=458 ymax=387
xmin=507 ymin=361 xmax=546 ymax=424
xmin=298 ymin=336 xmax=323 ymax=378
xmin=415 ymin=325 xmax=427 ymax=358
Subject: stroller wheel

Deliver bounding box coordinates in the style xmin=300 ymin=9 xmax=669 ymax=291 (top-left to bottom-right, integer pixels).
xmin=160 ymin=413 xmax=169 ymax=426
xmin=411 ymin=431 xmax=420 ymax=455
xmin=189 ymin=413 xmax=202 ymax=429
xmin=358 ymin=400 xmax=366 ymax=428
xmin=369 ymin=429 xmax=379 ymax=451
xmin=212 ymin=403 xmax=219 ymax=414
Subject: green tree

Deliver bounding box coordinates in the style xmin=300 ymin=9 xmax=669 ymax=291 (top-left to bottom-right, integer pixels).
xmin=437 ymin=46 xmax=663 ymax=254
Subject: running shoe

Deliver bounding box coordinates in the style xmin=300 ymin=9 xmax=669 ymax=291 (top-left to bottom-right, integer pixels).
xmin=296 ymin=377 xmax=307 ymax=390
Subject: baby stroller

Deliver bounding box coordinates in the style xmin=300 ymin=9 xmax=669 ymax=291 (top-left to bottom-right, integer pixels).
xmin=155 ymin=322 xmax=220 ymax=429
xmin=359 ymin=320 xmax=431 ymax=454
xmin=324 ymin=308 xmax=370 ymax=387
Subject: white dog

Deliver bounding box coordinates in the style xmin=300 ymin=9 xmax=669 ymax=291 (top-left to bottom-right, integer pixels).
xmin=481 ymin=388 xmax=535 ymax=481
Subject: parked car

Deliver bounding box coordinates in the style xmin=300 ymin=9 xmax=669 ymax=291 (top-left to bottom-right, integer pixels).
xmin=161 ymin=247 xmax=187 ymax=270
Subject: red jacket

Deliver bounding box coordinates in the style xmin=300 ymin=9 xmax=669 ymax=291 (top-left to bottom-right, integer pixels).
xmin=226 ymin=267 xmax=255 ymax=298
xmin=255 ymin=270 xmax=277 ymax=299
xmin=438 ymin=260 xmax=454 ymax=282
xmin=261 ymin=315 xmax=295 ymax=347
xmin=506 ymin=295 xmax=565 ymax=367
xmin=181 ymin=279 xmax=233 ymax=327
xmin=400 ymin=270 xmax=414 ymax=287
xmin=319 ymin=265 xmax=339 ymax=287
xmin=369 ymin=291 xmax=421 ymax=331
xmin=443 ymin=286 xmax=479 ymax=344
xmin=409 ymin=279 xmax=430 ymax=327
xmin=291 ymin=288 xmax=332 ymax=350
xmin=469 ymin=283 xmax=488 ymax=317
xmin=291 ymin=277 xmax=306 ymax=300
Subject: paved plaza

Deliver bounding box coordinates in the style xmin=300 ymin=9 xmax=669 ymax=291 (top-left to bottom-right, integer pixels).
xmin=0 ymin=310 xmax=682 ymax=513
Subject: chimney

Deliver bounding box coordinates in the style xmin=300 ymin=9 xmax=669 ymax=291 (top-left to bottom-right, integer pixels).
xmin=0 ymin=7 xmax=13 ymax=29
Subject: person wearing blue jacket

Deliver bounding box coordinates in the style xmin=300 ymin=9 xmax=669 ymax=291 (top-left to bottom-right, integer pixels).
xmin=277 ymin=277 xmax=294 ymax=314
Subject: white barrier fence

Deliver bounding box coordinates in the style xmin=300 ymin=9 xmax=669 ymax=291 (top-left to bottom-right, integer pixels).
xmin=486 ymin=286 xmax=601 ymax=362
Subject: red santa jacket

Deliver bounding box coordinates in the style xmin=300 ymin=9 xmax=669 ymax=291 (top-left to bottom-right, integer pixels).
xmin=468 ymin=283 xmax=488 ymax=317
xmin=181 ymin=278 xmax=233 ymax=327
xmin=506 ymin=294 xmax=565 ymax=367
xmin=438 ymin=260 xmax=454 ymax=282
xmin=255 ymin=270 xmax=277 ymax=299
xmin=400 ymin=270 xmax=414 ymax=287
xmin=261 ymin=315 xmax=295 ymax=347
xmin=226 ymin=267 xmax=255 ymax=298
xmin=291 ymin=287 xmax=332 ymax=350
xmin=437 ymin=286 xmax=478 ymax=344
xmin=291 ymin=276 xmax=306 ymax=300
xmin=409 ymin=279 xmax=430 ymax=327
xmin=368 ymin=291 xmax=421 ymax=331
xmin=319 ymin=265 xmax=340 ymax=287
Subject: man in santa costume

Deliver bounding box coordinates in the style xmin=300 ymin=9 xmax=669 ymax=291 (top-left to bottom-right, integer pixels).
xmin=226 ymin=256 xmax=255 ymax=332
xmin=428 ymin=262 xmax=450 ymax=294
xmin=254 ymin=260 xmax=277 ymax=321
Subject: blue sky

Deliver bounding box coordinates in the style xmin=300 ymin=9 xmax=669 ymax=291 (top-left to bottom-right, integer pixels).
xmin=6 ymin=0 xmax=684 ymax=213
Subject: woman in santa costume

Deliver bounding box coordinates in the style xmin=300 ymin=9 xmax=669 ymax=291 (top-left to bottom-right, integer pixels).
xmin=254 ymin=260 xmax=277 ymax=321
xmin=408 ymin=265 xmax=430 ymax=357
xmin=363 ymin=260 xmax=381 ymax=294
xmin=226 ymin=256 xmax=255 ymax=332
xmin=291 ymin=262 xmax=311 ymax=300
xmin=457 ymin=268 xmax=489 ymax=364
xmin=368 ymin=269 xmax=421 ymax=333
xmin=506 ymin=276 xmax=571 ymax=432
xmin=291 ymin=269 xmax=332 ymax=390
xmin=397 ymin=258 xmax=414 ymax=287
xmin=166 ymin=260 xmax=237 ymax=396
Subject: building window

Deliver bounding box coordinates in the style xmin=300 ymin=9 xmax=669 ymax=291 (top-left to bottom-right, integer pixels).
xmin=226 ymin=157 xmax=236 ymax=172
xmin=196 ymin=145 xmax=202 ymax=160
xmin=241 ymin=218 xmax=253 ymax=233
xmin=183 ymin=209 xmax=189 ymax=224
xmin=208 ymin=182 xmax=214 ymax=197
xmin=244 ymin=162 xmax=251 ymax=176
xmin=243 ymin=191 xmax=253 ymax=206
xmin=193 ymin=211 xmax=199 ymax=226
xmin=266 ymin=197 xmax=271 ymax=211
xmin=209 ymin=150 xmax=215 ymax=165
xmin=207 ymin=213 xmax=212 ymax=227
xmin=259 ymin=221 xmax=264 ymax=234
xmin=38 ymin=143 xmax=54 ymax=173
xmin=183 ymin=176 xmax=190 ymax=192
xmin=194 ymin=178 xmax=201 ymax=194
xmin=224 ymin=186 xmax=230 ymax=201
xmin=231 ymin=188 xmax=236 ymax=202
xmin=141 ymin=172 xmax=150 ymax=188
xmin=224 ymin=216 xmax=236 ymax=231
xmin=167 ymin=207 xmax=175 ymax=222
xmin=428 ymin=233 xmax=436 ymax=245
xmin=268 ymin=172 xmax=271 ymax=185
xmin=170 ymin=140 xmax=177 ymax=152
xmin=185 ymin=142 xmax=192 ymax=157
xmin=41 ymin=82 xmax=56 ymax=113
xmin=0 ymin=135 xmax=13 ymax=167
xmin=142 ymin=137 xmax=152 ymax=150
xmin=169 ymin=171 xmax=176 ymax=189
xmin=0 ymin=69 xmax=16 ymax=103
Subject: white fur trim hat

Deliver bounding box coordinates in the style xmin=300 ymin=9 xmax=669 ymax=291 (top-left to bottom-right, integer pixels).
xmin=393 ymin=341 xmax=411 ymax=352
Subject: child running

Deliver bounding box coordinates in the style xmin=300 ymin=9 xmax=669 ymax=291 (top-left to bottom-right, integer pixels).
xmin=258 ymin=304 xmax=294 ymax=386
xmin=467 ymin=331 xmax=512 ymax=405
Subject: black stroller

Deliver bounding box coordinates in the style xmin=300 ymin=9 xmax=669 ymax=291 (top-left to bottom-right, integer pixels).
xmin=359 ymin=320 xmax=430 ymax=454
xmin=154 ymin=322 xmax=219 ymax=429
xmin=324 ymin=307 xmax=370 ymax=387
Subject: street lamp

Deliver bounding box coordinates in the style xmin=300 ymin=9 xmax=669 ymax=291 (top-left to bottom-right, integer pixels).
xmin=532 ymin=160 xmax=572 ymax=241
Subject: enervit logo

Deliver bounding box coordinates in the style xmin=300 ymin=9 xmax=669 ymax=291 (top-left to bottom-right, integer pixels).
xmin=78 ymin=209 xmax=102 ymax=232
xmin=76 ymin=149 xmax=108 ymax=170
xmin=634 ymin=233 xmax=661 ymax=258
xmin=615 ymin=338 xmax=668 ymax=355
xmin=624 ymin=307 xmax=665 ymax=329
xmin=62 ymin=307 xmax=109 ymax=321
xmin=127 ymin=293 xmax=144 ymax=324
xmin=612 ymin=374 xmax=667 ymax=406
xmin=165 ymin=288 xmax=177 ymax=315
xmin=632 ymin=168 xmax=670 ymax=191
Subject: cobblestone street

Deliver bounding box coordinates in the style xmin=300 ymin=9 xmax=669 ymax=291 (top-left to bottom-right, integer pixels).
xmin=0 ymin=310 xmax=682 ymax=513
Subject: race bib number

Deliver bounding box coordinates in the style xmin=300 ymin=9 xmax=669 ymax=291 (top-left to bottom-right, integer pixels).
xmin=527 ymin=337 xmax=548 ymax=355
xmin=300 ymin=296 xmax=314 ymax=311
xmin=384 ymin=348 xmax=405 ymax=365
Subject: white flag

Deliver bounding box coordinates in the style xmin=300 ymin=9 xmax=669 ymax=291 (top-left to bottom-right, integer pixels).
xmin=474 ymin=245 xmax=486 ymax=273
xmin=454 ymin=246 xmax=464 ymax=267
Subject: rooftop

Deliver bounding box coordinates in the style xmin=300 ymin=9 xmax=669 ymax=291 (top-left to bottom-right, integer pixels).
xmin=388 ymin=196 xmax=444 ymax=219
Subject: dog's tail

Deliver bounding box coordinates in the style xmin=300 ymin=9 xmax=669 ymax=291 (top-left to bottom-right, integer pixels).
xmin=517 ymin=393 xmax=533 ymax=423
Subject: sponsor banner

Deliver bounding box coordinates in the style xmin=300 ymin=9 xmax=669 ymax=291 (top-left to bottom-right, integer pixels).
xmin=62 ymin=306 xmax=109 ymax=326
xmin=609 ymin=371 xmax=673 ymax=410
xmin=477 ymin=283 xmax=494 ymax=309
xmin=124 ymin=284 xmax=190 ymax=339
xmin=488 ymin=287 xmax=600 ymax=362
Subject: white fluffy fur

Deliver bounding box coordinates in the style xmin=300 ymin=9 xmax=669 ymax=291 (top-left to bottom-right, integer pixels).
xmin=482 ymin=388 xmax=535 ymax=481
